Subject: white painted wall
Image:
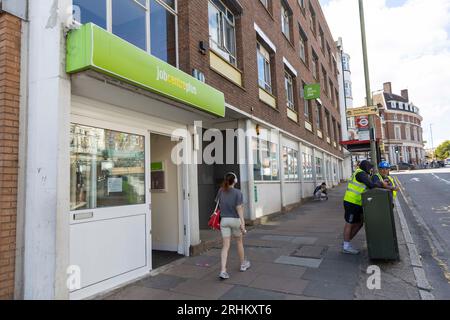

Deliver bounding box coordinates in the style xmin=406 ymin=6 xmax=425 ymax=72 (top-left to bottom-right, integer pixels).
xmin=254 ymin=183 xmax=281 ymax=217
xmin=151 ymin=135 xmax=180 ymax=252
xmin=23 ymin=0 xmax=72 ymax=299
xmin=284 ymin=182 xmax=301 ymax=206
xmin=303 ymin=182 xmax=316 ymax=199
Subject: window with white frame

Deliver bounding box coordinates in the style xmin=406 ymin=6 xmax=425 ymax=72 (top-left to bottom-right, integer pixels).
xmin=73 ymin=0 xmax=178 ymax=66
xmin=342 ymin=55 xmax=350 ymax=71
xmin=302 ymin=152 xmax=313 ymax=181
xmin=413 ymin=127 xmax=418 ymax=141
xmin=257 ymin=42 xmax=272 ymax=93
xmin=283 ymin=147 xmax=299 ymax=181
xmin=393 ymin=113 xmax=398 ymax=121
xmin=253 ymin=137 xmax=280 ymax=181
xmin=285 ymin=71 xmax=295 ymax=111
xmin=281 ymin=2 xmax=291 ymax=40
xmin=395 ymin=125 xmax=402 ymax=140
xmin=208 ymin=0 xmax=237 ymax=65
xmin=312 ymin=51 xmax=318 ymax=80
xmin=302 ymin=81 xmax=312 ymax=122
xmin=260 ymin=0 xmax=269 ymax=9
xmin=298 ymin=0 xmax=305 ymax=10
xmin=316 ymin=103 xmax=322 ymax=130
xmin=299 ymin=26 xmax=308 ymax=65
xmin=405 ymin=126 xmax=411 ymax=140
xmin=344 ymin=81 xmax=352 ymax=98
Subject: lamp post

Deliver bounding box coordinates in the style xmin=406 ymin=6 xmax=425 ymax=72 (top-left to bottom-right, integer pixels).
xmin=358 ymin=0 xmax=378 ymax=168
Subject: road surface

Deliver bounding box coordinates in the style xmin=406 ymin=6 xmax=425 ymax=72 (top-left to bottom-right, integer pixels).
xmin=393 ymin=168 xmax=450 ymax=299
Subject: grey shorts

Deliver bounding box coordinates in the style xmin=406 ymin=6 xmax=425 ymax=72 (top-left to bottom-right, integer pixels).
xmin=220 ymin=218 xmax=242 ymax=238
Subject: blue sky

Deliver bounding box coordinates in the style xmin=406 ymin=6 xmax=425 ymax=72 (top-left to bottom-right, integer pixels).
xmin=319 ymin=0 xmax=450 ymax=149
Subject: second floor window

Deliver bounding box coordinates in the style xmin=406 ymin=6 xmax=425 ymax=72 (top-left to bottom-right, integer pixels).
xmin=299 ymin=26 xmax=308 ymax=65
xmin=344 ymin=81 xmax=352 ymax=98
xmin=73 ymin=0 xmax=178 ymax=66
xmin=312 ymin=51 xmax=319 ymax=80
xmin=257 ymin=42 xmax=272 ymax=93
xmin=316 ymin=103 xmax=322 ymax=130
xmin=209 ymin=0 xmax=237 ymax=65
xmin=281 ymin=3 xmax=291 ymax=40
xmin=285 ymin=71 xmax=295 ymax=111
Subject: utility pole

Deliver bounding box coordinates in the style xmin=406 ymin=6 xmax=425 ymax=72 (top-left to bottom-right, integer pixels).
xmin=358 ymin=0 xmax=378 ymax=168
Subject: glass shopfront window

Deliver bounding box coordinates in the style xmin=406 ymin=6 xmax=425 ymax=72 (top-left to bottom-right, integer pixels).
xmin=253 ymin=137 xmax=279 ymax=181
xmin=70 ymin=124 xmax=146 ymax=211
xmin=283 ymin=147 xmax=299 ymax=181
xmin=302 ymin=152 xmax=313 ymax=181
xmin=315 ymin=157 xmax=323 ymax=180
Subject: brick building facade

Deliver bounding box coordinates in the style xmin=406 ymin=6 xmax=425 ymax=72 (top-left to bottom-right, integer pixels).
xmin=373 ymin=82 xmax=425 ymax=166
xmin=179 ymin=0 xmax=343 ymax=157
xmin=0 ymin=12 xmax=21 ymax=300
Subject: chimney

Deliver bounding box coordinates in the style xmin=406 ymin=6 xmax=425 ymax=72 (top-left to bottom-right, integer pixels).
xmin=401 ymin=89 xmax=409 ymax=102
xmin=383 ymin=82 xmax=392 ymax=94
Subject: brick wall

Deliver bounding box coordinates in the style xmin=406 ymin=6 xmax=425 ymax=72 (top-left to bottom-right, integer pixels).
xmin=0 ymin=12 xmax=21 ymax=300
xmin=179 ymin=0 xmax=343 ymax=158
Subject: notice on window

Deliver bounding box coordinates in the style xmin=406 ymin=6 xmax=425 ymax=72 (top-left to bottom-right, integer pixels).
xmin=108 ymin=177 xmax=123 ymax=193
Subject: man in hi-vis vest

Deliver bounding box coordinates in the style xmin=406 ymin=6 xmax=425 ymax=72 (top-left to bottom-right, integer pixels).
xmin=342 ymin=160 xmax=388 ymax=255
xmin=372 ymin=161 xmax=400 ymax=201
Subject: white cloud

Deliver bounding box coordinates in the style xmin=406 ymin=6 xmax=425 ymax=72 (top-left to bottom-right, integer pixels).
xmin=321 ymin=0 xmax=450 ymax=148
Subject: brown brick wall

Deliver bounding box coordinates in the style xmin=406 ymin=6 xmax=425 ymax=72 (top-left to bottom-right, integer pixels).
xmin=179 ymin=0 xmax=343 ymax=158
xmin=0 ymin=13 xmax=21 ymax=300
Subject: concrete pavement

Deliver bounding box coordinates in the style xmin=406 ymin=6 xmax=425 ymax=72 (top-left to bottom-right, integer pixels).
xmin=99 ymin=183 xmax=423 ymax=300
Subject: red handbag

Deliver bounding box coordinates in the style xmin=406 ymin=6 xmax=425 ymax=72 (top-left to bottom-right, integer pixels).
xmin=208 ymin=195 xmax=221 ymax=231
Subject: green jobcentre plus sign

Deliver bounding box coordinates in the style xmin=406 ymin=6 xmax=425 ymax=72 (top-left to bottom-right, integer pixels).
xmin=66 ymin=23 xmax=225 ymax=117
xmin=304 ymin=84 xmax=321 ymax=100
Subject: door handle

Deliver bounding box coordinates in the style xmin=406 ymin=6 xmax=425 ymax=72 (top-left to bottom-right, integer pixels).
xmin=73 ymin=212 xmax=94 ymax=221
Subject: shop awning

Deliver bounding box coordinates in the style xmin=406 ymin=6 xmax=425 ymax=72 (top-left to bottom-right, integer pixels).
xmin=340 ymin=140 xmax=371 ymax=153
xmin=66 ymin=23 xmax=225 ymax=117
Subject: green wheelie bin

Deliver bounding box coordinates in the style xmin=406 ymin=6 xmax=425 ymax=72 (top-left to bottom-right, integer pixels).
xmin=362 ymin=188 xmax=400 ymax=261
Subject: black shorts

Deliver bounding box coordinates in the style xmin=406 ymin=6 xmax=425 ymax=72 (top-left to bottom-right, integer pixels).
xmin=344 ymin=201 xmax=364 ymax=224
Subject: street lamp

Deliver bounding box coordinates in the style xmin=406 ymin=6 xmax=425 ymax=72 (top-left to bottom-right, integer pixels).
xmin=358 ymin=0 xmax=378 ymax=168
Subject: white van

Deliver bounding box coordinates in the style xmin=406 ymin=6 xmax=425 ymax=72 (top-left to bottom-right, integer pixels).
xmin=445 ymin=158 xmax=450 ymax=167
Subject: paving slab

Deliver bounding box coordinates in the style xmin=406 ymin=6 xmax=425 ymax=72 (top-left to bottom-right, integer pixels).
xmin=249 ymin=274 xmax=309 ymax=295
xmin=219 ymin=286 xmax=287 ymax=300
xmin=292 ymin=245 xmax=327 ymax=259
xmin=275 ymin=256 xmax=323 ymax=268
xmin=303 ymin=280 xmax=355 ymax=300
xmin=105 ymin=286 xmax=173 ymax=300
xmin=171 ymin=278 xmax=234 ymax=300
xmin=253 ymin=262 xmax=307 ymax=279
xmin=162 ymin=264 xmax=215 ymax=279
xmin=137 ymin=274 xmax=188 ymax=290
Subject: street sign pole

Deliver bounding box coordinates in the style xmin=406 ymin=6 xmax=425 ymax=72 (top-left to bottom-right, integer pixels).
xmin=359 ymin=0 xmax=378 ymax=168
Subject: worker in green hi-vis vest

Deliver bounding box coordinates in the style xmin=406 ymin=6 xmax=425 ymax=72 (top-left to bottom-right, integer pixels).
xmin=342 ymin=160 xmax=393 ymax=255
xmin=372 ymin=161 xmax=400 ymax=202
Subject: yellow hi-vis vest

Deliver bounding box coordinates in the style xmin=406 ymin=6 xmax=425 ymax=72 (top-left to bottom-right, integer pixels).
xmin=376 ymin=173 xmax=397 ymax=199
xmin=344 ymin=168 xmax=368 ymax=206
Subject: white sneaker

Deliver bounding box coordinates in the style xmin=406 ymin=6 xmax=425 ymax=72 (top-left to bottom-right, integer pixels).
xmin=342 ymin=246 xmax=360 ymax=255
xmin=240 ymin=260 xmax=251 ymax=272
xmin=219 ymin=271 xmax=230 ymax=280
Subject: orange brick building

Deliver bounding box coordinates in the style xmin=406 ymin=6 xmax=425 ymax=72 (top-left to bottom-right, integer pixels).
xmin=0 ymin=11 xmax=22 ymax=300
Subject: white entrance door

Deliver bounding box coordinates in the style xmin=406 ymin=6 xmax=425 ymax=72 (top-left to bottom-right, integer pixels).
xmin=69 ymin=123 xmax=151 ymax=299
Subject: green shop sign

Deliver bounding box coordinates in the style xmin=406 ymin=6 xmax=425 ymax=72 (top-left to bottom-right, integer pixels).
xmin=304 ymin=84 xmax=321 ymax=100
xmin=66 ymin=23 xmax=225 ymax=117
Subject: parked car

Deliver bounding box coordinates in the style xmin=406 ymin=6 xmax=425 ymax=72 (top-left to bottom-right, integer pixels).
xmin=392 ymin=162 xmax=416 ymax=170
xmin=445 ymin=158 xmax=450 ymax=167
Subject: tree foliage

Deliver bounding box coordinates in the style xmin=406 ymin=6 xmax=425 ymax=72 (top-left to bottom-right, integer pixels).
xmin=435 ymin=140 xmax=450 ymax=160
